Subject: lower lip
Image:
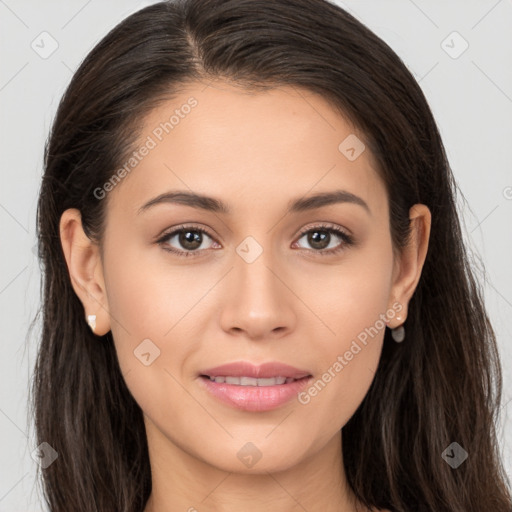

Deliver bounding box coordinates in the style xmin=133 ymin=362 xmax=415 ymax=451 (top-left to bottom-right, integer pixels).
xmin=198 ymin=375 xmax=313 ymax=412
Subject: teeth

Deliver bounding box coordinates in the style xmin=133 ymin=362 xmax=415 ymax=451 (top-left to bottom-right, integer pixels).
xmin=208 ymin=375 xmax=295 ymax=386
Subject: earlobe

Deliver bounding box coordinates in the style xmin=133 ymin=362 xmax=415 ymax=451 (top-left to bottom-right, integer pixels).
xmin=388 ymin=203 xmax=431 ymax=328
xmin=59 ymin=208 xmax=111 ymax=336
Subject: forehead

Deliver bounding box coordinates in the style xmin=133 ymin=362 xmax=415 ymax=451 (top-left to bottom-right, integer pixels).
xmin=107 ymin=80 xmax=387 ymax=219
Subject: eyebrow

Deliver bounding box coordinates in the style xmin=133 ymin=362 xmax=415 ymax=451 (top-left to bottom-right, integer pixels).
xmin=138 ymin=189 xmax=371 ymax=216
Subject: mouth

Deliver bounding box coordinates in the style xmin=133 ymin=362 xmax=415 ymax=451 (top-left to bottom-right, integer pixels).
xmin=197 ymin=373 xmax=313 ymax=412
xmin=199 ymin=375 xmax=311 ymax=386
xmin=198 ymin=360 xmax=312 ymax=380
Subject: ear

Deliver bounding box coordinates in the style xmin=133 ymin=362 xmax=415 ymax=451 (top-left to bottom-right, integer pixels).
xmin=387 ymin=203 xmax=431 ymax=327
xmin=59 ymin=208 xmax=111 ymax=336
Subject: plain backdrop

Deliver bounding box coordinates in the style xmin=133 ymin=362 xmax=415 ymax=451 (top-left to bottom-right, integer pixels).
xmin=0 ymin=0 xmax=511 ymax=510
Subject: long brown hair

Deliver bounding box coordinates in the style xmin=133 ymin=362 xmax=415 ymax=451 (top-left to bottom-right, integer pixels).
xmin=31 ymin=0 xmax=512 ymax=510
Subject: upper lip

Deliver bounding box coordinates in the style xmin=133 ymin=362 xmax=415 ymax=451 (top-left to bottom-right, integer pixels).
xmin=199 ymin=361 xmax=312 ymax=379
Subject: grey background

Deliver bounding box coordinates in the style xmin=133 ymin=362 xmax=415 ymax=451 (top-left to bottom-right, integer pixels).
xmin=1 ymin=0 xmax=511 ymax=509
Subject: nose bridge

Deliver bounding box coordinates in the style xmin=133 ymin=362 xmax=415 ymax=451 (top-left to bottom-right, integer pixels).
xmin=235 ymin=235 xmax=283 ymax=310
xmin=219 ymin=234 xmax=296 ymax=337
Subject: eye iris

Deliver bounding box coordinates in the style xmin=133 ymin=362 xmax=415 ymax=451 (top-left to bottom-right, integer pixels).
xmin=179 ymin=230 xmax=202 ymax=250
xmin=308 ymin=230 xmax=329 ymax=250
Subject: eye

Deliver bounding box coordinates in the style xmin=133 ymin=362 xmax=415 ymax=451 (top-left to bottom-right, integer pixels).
xmin=156 ymin=224 xmax=219 ymax=258
xmin=293 ymin=223 xmax=354 ymax=256
xmin=156 ymin=222 xmax=354 ymax=258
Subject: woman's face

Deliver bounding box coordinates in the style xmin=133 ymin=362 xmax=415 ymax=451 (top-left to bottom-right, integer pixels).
xmin=64 ymin=79 xmax=430 ymax=475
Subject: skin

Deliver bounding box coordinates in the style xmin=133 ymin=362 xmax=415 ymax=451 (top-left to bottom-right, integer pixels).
xmin=60 ymin=79 xmax=431 ymax=512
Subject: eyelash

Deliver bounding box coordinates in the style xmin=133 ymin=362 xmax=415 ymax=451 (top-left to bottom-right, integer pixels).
xmin=156 ymin=223 xmax=355 ymax=258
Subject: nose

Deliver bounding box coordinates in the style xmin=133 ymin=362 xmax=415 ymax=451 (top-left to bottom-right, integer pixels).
xmin=219 ymin=244 xmax=297 ymax=341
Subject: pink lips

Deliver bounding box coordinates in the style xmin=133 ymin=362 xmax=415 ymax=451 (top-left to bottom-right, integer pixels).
xmin=198 ymin=361 xmax=313 ymax=412
xmin=200 ymin=361 xmax=311 ymax=379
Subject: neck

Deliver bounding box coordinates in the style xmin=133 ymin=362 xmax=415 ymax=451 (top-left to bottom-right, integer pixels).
xmin=143 ymin=420 xmax=365 ymax=512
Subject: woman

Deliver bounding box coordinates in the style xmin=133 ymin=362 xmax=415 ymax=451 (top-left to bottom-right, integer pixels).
xmin=31 ymin=0 xmax=512 ymax=510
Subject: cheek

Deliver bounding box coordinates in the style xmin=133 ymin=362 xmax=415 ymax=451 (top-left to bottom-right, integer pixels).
xmin=102 ymin=250 xmax=196 ymax=427
xmin=101 ymin=240 xmax=188 ymax=375
xmin=105 ymin=262 xmax=167 ymax=340
xmin=103 ymin=234 xmax=196 ymax=337
xmin=101 ymin=235 xmax=217 ymax=409
xmin=297 ymin=299 xmax=387 ymax=434
xmin=308 ymin=240 xmax=393 ymax=345
xmin=297 ymin=243 xmax=393 ymax=426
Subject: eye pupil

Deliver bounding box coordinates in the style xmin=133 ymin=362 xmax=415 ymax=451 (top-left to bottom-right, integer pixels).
xmin=179 ymin=230 xmax=202 ymax=250
xmin=308 ymin=230 xmax=329 ymax=250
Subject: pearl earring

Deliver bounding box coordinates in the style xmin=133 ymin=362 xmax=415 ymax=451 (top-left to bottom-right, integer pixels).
xmin=391 ymin=324 xmax=405 ymax=342
xmin=391 ymin=315 xmax=405 ymax=343
xmin=87 ymin=314 xmax=97 ymax=333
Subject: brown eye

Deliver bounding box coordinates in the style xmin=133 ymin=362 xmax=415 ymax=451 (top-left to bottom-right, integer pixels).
xmin=294 ymin=224 xmax=354 ymax=256
xmin=175 ymin=230 xmax=203 ymax=251
xmin=304 ymin=230 xmax=331 ymax=250
xmin=157 ymin=225 xmax=218 ymax=257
